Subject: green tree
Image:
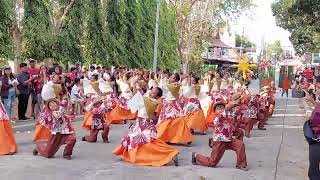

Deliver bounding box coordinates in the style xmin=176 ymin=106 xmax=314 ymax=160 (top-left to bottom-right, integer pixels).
xmin=23 ymin=0 xmax=79 ymax=66
xmin=105 ymin=0 xmax=128 ymax=66
xmin=168 ymin=0 xmax=253 ymax=72
xmin=235 ymin=34 xmax=255 ymax=48
xmin=158 ymin=1 xmax=179 ymax=70
xmin=124 ymin=0 xmax=143 ymax=67
xmin=272 ymin=0 xmax=320 ymax=55
xmin=260 ymin=40 xmax=285 ymax=63
xmin=0 ymin=0 xmax=14 ymax=59
xmin=139 ymin=0 xmax=156 ymax=68
xmin=80 ymin=0 xmax=108 ymax=65
xmin=23 ymin=0 xmax=53 ymax=60
xmin=0 ymin=0 xmax=181 ymax=71
xmin=268 ymin=40 xmax=284 ymax=62
xmin=54 ymin=1 xmax=83 ymax=65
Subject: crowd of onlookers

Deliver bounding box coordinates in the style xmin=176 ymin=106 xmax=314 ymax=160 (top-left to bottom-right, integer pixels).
xmin=0 ymin=59 xmax=247 ymax=122
xmin=0 ymin=60 xmax=176 ymax=122
xmin=0 ymin=60 xmax=117 ymax=121
xmin=291 ymin=73 xmax=320 ymax=100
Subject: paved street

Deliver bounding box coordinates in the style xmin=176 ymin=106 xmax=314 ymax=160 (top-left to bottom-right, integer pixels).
xmin=0 ymin=81 xmax=310 ymax=180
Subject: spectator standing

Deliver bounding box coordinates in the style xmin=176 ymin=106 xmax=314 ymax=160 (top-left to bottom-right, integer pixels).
xmin=88 ymin=66 xmax=95 ymax=79
xmin=0 ymin=66 xmax=18 ymax=120
xmin=28 ymin=60 xmax=40 ymax=118
xmin=69 ymin=67 xmax=77 ymax=81
xmin=281 ymin=74 xmax=289 ymax=98
xmin=34 ymin=65 xmax=48 ymax=117
xmin=17 ymin=63 xmax=34 ymax=121
xmin=81 ymin=67 xmax=88 ymax=79
xmin=70 ymin=78 xmax=84 ymax=114
xmin=75 ymin=63 xmax=81 ymax=78
xmin=48 ymin=63 xmax=58 ymax=75
xmin=95 ymin=66 xmax=102 ymax=79
xmin=103 ymin=68 xmax=111 ymax=81
xmin=64 ymin=74 xmax=73 ymax=94
xmin=28 ymin=60 xmax=40 ymax=77
xmin=53 ymin=65 xmax=62 ymax=76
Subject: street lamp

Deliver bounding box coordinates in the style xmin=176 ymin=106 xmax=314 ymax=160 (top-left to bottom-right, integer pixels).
xmin=153 ymin=0 xmax=160 ymax=73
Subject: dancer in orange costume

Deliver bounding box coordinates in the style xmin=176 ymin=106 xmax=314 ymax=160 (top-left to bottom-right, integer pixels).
xmin=0 ymin=99 xmax=17 ymax=155
xmin=107 ymin=74 xmax=136 ymax=124
xmin=206 ymin=91 xmax=225 ymax=126
xmin=33 ymin=80 xmax=68 ymax=142
xmin=113 ymin=87 xmax=179 ymax=166
xmin=180 ymin=76 xmax=207 ymax=134
xmin=157 ymin=73 xmax=192 ymax=146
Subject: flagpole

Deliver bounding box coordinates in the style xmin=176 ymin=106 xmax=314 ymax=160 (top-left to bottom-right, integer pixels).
xmin=153 ymin=0 xmax=160 ymax=73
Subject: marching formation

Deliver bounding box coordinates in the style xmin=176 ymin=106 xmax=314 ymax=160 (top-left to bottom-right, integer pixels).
xmin=0 ymin=66 xmax=275 ymax=171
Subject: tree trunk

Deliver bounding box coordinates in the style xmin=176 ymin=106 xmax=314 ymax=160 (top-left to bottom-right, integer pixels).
xmin=11 ymin=23 xmax=22 ymax=73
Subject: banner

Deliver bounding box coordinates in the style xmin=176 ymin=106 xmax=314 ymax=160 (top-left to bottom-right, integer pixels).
xmin=260 ymin=66 xmax=276 ymax=88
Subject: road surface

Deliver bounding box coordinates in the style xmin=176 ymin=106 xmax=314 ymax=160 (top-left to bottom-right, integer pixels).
xmin=0 ymin=80 xmax=309 ymax=180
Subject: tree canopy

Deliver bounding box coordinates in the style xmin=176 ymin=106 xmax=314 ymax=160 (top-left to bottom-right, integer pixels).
xmin=0 ymin=0 xmax=252 ymax=71
xmin=0 ymin=0 xmax=14 ymax=59
xmin=272 ymin=0 xmax=320 ymax=55
xmin=235 ymin=34 xmax=255 ymax=48
xmin=267 ymin=40 xmax=285 ymax=63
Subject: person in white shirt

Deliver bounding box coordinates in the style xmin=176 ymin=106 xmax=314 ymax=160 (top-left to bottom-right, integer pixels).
xmin=87 ymin=66 xmax=96 ymax=80
xmin=92 ymin=66 xmax=102 ymax=80
xmin=70 ymin=78 xmax=84 ymax=114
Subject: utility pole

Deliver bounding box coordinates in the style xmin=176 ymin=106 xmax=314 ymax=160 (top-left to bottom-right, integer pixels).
xmin=240 ymin=27 xmax=244 ymax=55
xmin=153 ymin=0 xmax=160 ymax=73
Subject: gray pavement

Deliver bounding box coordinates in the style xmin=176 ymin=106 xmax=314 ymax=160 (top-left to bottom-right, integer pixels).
xmin=0 ymin=80 xmax=310 ymax=180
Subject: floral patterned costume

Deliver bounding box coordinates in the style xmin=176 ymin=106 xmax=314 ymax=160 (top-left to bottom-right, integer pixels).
xmin=120 ymin=117 xmax=158 ymax=150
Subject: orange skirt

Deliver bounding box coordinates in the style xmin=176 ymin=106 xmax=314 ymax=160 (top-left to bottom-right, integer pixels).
xmin=156 ymin=116 xmax=192 ymax=144
xmin=32 ymin=124 xmax=52 ymax=142
xmin=82 ymin=111 xmax=93 ymax=130
xmin=205 ymin=103 xmax=216 ymax=126
xmin=185 ymin=110 xmax=208 ymax=133
xmin=83 ymin=111 xmax=111 ymax=130
xmin=107 ymin=105 xmax=137 ymax=124
xmin=113 ymin=139 xmax=178 ymax=166
xmin=0 ymin=120 xmax=17 ymax=155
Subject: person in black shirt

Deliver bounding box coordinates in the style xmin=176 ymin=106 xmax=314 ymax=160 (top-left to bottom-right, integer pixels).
xmin=17 ymin=63 xmax=35 ymax=121
xmin=64 ymin=75 xmax=73 ymax=94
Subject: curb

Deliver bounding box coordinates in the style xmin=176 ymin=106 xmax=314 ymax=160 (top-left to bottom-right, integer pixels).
xmin=12 ymin=115 xmax=84 ymax=133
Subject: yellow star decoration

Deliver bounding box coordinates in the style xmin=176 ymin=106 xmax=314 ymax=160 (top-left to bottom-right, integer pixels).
xmin=231 ymin=54 xmax=257 ymax=80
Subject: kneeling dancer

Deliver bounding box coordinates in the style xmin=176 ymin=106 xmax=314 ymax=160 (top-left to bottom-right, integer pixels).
xmin=33 ymin=83 xmax=76 ymax=160
xmin=192 ymin=100 xmax=248 ymax=170
xmin=82 ymin=95 xmax=110 ymax=143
